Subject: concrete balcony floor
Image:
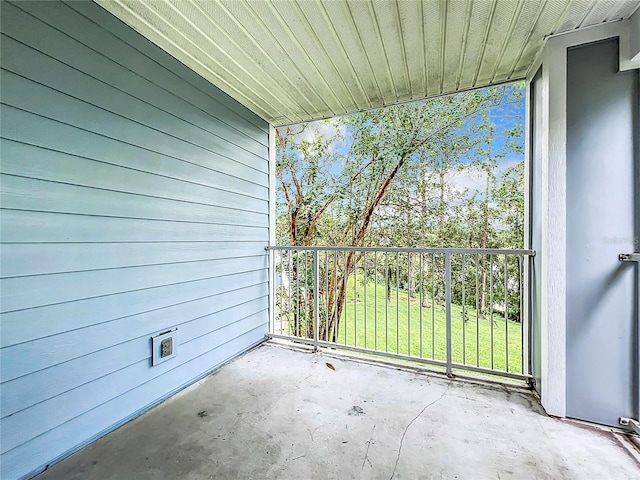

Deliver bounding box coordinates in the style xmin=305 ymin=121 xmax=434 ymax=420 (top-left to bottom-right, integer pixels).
xmin=37 ymin=343 xmax=639 ymax=479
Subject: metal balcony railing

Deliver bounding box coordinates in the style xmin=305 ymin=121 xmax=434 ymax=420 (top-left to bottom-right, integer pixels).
xmin=266 ymin=246 xmax=535 ymax=381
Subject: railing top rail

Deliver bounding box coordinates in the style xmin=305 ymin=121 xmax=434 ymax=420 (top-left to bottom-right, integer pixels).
xmin=266 ymin=245 xmax=536 ymax=256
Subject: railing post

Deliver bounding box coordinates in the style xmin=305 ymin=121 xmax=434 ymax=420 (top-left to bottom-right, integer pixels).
xmin=266 ymin=246 xmax=275 ymax=337
xmin=521 ymin=255 xmax=530 ymax=376
xmin=445 ymin=252 xmax=453 ymax=377
xmin=313 ymin=250 xmax=319 ymax=352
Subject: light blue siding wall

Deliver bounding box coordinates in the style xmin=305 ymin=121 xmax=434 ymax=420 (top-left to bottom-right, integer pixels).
xmin=0 ymin=1 xmax=271 ymax=478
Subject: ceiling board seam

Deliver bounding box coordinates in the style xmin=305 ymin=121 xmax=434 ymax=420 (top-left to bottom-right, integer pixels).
xmin=455 ymin=0 xmax=473 ymax=91
xmin=107 ymin=1 xmax=276 ymax=122
xmin=194 ymin=0 xmax=316 ymax=119
xmin=157 ymin=1 xmax=293 ymax=121
xmin=393 ymin=0 xmax=412 ymax=99
xmin=256 ymin=0 xmax=347 ymax=115
xmin=605 ymin=1 xmax=621 ymax=22
xmin=550 ymin=1 xmax=586 ymax=36
xmin=162 ymin=1 xmax=297 ymax=120
xmin=520 ymin=0 xmax=576 ymax=80
xmin=240 ymin=0 xmax=338 ymax=117
xmin=211 ymin=1 xmax=321 ymax=122
xmin=540 ymin=13 xmax=628 ymax=41
xmin=420 ymin=1 xmax=427 ymax=96
xmin=605 ymin=0 xmax=630 ymax=22
xmin=96 ymin=0 xmax=640 ymax=126
xmin=344 ymin=1 xmax=384 ymax=105
xmin=577 ymin=0 xmax=599 ymax=28
xmin=141 ymin=1 xmax=289 ymax=120
xmin=489 ymin=0 xmax=526 ymax=83
xmin=62 ymin=1 xmax=270 ymax=138
xmin=472 ymin=0 xmax=497 ymax=88
xmin=439 ymin=0 xmax=448 ymax=94
xmin=506 ymin=0 xmax=550 ymax=79
xmin=368 ymin=1 xmax=398 ymax=103
xmin=316 ymin=1 xmax=372 ymax=109
xmin=290 ymin=1 xmax=361 ymax=111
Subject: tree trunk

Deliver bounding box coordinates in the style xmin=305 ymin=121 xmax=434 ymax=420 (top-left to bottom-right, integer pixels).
xmin=407 ymin=254 xmax=415 ymax=298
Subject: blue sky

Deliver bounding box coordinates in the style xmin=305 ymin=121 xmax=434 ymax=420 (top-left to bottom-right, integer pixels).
xmin=283 ymin=83 xmax=525 ymax=201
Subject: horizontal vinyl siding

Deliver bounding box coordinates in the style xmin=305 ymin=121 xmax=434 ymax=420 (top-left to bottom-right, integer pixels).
xmin=1 ymin=269 xmax=267 ymax=348
xmin=0 ymin=1 xmax=271 ymax=479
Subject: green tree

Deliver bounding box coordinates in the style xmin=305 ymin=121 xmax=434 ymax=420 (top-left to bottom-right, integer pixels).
xmin=275 ymin=86 xmax=523 ymax=339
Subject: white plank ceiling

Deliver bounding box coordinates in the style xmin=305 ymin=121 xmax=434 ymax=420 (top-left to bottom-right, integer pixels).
xmin=97 ymin=0 xmax=640 ymax=126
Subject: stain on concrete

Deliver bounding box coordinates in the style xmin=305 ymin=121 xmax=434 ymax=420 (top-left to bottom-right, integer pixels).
xmin=348 ymin=406 xmax=365 ymax=416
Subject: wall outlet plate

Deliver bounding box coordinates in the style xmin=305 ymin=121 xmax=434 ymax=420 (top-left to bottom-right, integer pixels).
xmin=151 ymin=328 xmax=178 ymax=366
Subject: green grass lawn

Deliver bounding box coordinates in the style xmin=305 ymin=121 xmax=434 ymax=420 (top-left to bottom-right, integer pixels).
xmin=315 ymin=278 xmax=524 ymax=374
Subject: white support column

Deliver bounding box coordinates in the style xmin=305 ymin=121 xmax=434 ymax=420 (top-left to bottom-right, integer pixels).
xmin=268 ymin=124 xmax=277 ymax=246
xmin=522 ymin=78 xmax=532 ymax=378
xmin=526 ymin=19 xmax=634 ymax=418
xmin=540 ymin=38 xmax=567 ymax=417
xmin=268 ymin=125 xmax=277 ymax=333
xmin=621 ymin=8 xmax=640 ymax=70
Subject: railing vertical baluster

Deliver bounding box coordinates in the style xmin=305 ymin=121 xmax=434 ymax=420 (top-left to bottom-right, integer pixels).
xmin=285 ymin=253 xmax=288 ymax=333
xmin=354 ymin=254 xmax=357 ymax=347
xmin=385 ymin=252 xmax=389 ymax=353
xmin=273 ymin=250 xmax=282 ymax=333
xmin=305 ymin=252 xmax=309 ymax=339
xmin=374 ymin=251 xmax=378 ymax=351
xmin=396 ymin=252 xmax=400 ymax=354
xmin=431 ymin=254 xmax=435 ymax=359
xmin=445 ymin=252 xmax=452 ymax=377
xmin=490 ymin=254 xmax=494 ymax=369
xmin=300 ymin=252 xmax=304 ymax=338
xmin=307 ymin=252 xmax=312 ymax=339
xmin=266 ymin=246 xmax=534 ymax=381
xmin=313 ymin=250 xmax=319 ymax=352
xmin=287 ymin=251 xmax=292 ymax=336
xmin=304 ymin=252 xmax=308 ymax=338
xmin=364 ymin=253 xmax=368 ymax=349
xmin=476 ymin=253 xmax=480 ymax=367
xmin=308 ymin=252 xmax=312 ymax=339
xmin=294 ymin=250 xmax=299 ymax=337
xmin=419 ymin=253 xmax=423 ymax=359
xmin=337 ymin=252 xmax=341 ymax=344
xmin=407 ymin=252 xmax=411 ymax=356
xmin=300 ymin=250 xmax=304 ymax=338
xmin=282 ymin=251 xmax=286 ymax=335
xmin=297 ymin=252 xmax=301 ymax=338
xmin=269 ymin=247 xmax=275 ymax=335
xmin=325 ymin=251 xmax=329 ymax=342
xmin=462 ymin=254 xmax=466 ymax=365
xmin=331 ymin=251 xmax=340 ymax=344
xmin=296 ymin=251 xmax=304 ymax=337
xmin=520 ymin=255 xmax=527 ymax=375
xmin=504 ymin=254 xmax=509 ymax=372
xmin=336 ymin=251 xmax=340 ymax=344
xmin=344 ymin=252 xmax=348 ymax=346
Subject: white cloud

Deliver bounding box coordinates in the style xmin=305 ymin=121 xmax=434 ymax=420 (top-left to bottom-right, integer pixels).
xmin=295 ymin=118 xmax=346 ymax=152
xmin=444 ymin=158 xmax=522 ymax=199
xmin=445 ymin=166 xmax=486 ymax=197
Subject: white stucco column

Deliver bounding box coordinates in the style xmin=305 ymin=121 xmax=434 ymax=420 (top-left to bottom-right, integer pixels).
xmin=527 ymin=18 xmax=636 ymax=418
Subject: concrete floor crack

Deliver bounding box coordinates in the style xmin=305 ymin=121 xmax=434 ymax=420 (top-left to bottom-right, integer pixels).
xmin=361 ymin=424 xmax=376 ymax=470
xmin=389 ymin=384 xmax=451 ymax=480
